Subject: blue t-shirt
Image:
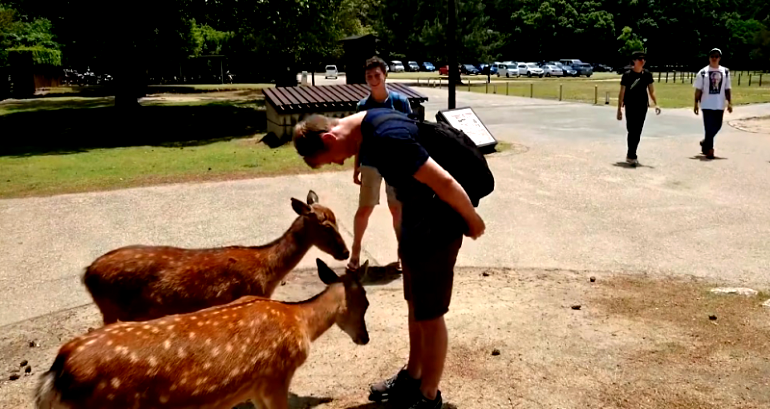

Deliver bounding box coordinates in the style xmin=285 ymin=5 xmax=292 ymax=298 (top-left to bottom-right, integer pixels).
xmin=359 ymin=108 xmax=466 ymax=242
xmin=356 ymin=90 xmax=412 ymax=115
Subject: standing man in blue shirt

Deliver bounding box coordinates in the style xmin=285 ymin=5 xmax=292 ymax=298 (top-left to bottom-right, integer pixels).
xmin=348 ymin=56 xmax=413 ymax=272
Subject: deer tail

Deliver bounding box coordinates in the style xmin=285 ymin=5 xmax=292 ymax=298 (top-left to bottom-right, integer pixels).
xmin=34 ymin=370 xmax=63 ymax=409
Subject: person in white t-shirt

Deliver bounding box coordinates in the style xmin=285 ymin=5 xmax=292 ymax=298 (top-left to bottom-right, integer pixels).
xmin=693 ymin=48 xmax=733 ymax=159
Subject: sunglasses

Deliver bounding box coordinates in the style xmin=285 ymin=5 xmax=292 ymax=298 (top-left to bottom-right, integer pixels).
xmin=634 ymin=57 xmax=646 ymax=61
xmin=709 ymin=55 xmax=721 ymax=59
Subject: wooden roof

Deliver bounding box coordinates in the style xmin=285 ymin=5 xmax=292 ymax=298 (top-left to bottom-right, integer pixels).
xmin=263 ymin=83 xmax=428 ymax=113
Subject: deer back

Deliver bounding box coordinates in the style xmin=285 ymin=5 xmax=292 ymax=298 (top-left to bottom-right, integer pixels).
xmin=46 ymin=296 xmax=311 ymax=408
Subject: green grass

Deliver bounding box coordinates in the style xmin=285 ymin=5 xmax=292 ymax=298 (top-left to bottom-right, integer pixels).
xmin=460 ymin=79 xmax=770 ymax=108
xmin=0 ymin=138 xmax=349 ymax=198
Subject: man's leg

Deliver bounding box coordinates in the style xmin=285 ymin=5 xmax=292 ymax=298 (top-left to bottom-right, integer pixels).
xmin=405 ymin=235 xmax=463 ymax=407
xmin=406 ymin=300 xmax=422 ymax=379
xmin=386 ymin=183 xmax=403 ymax=269
xmin=368 ymin=264 xmax=421 ymax=402
xmin=702 ymin=109 xmax=718 ymax=155
xmin=625 ymin=107 xmax=646 ymax=160
xmin=349 ymin=166 xmax=382 ymax=269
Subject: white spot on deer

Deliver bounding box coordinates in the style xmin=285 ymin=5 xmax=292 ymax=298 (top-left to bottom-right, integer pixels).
xmin=129 ymin=352 xmax=139 ymax=363
xmin=166 ymin=325 xmax=175 ymax=331
xmin=211 ymin=346 xmax=220 ymax=357
xmin=107 ymin=393 xmax=115 ymax=400
xmin=170 ymin=384 xmax=178 ymax=391
xmin=134 ymin=254 xmax=142 ymax=259
xmin=125 ymin=327 xmax=134 ymax=332
xmin=192 ymin=388 xmax=201 ymax=396
xmin=106 ymin=340 xmax=114 ymax=346
xmin=204 ymin=338 xmax=211 ymax=346
xmin=225 ymin=343 xmax=233 ymax=353
xmin=179 ymin=377 xmax=187 ymax=385
xmin=190 ymin=316 xmax=197 ymax=321
xmin=211 ymin=321 xmax=218 ymax=327
xmin=148 ymin=356 xmax=158 ymax=367
xmin=230 ymin=368 xmax=240 ymax=377
xmin=197 ymin=321 xmax=204 ymax=327
xmin=238 ymin=320 xmax=245 ymax=327
xmin=111 ymin=378 xmax=121 ymax=389
xmin=160 ymin=395 xmax=170 ymax=404
xmin=97 ymin=381 xmax=107 ymax=390
xmin=177 ymin=347 xmax=187 ymax=358
xmin=222 ymin=315 xmax=229 ymax=319
xmin=76 ymin=346 xmax=85 ymax=352
xmin=142 ymin=325 xmax=151 ymax=330
xmin=86 ymin=339 xmax=97 ymax=346
xmin=189 ymin=332 xmax=196 ymax=340
xmin=195 ymin=377 xmax=208 ymax=386
xmin=203 ymin=362 xmax=211 ymax=369
xmin=150 ymin=327 xmax=160 ymax=334
xmin=174 ymin=317 xmax=181 ymax=322
xmin=164 ymin=340 xmax=171 ymax=350
xmin=208 ymin=385 xmax=218 ymax=393
xmin=204 ymin=320 xmax=211 ymax=325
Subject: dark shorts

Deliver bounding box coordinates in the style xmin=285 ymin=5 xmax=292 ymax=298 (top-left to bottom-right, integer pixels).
xmin=398 ymin=201 xmax=465 ymax=321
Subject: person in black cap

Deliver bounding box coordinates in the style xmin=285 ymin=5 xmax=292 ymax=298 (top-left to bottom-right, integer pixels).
xmin=617 ymin=50 xmax=661 ymax=166
xmin=694 ymin=47 xmax=732 ymax=159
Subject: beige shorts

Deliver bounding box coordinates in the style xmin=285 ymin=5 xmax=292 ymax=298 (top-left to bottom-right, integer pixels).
xmin=359 ymin=166 xmax=399 ymax=207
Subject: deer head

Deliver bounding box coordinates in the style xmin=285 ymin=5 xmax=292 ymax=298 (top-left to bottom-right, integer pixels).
xmin=292 ymin=190 xmax=350 ymax=261
xmin=316 ymin=258 xmax=369 ymax=345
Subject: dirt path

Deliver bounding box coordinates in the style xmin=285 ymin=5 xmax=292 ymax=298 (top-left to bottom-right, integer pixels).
xmin=2 ymin=267 xmax=768 ymax=409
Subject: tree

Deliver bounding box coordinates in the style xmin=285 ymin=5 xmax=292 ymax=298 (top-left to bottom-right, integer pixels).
xmin=617 ymin=26 xmax=643 ymax=59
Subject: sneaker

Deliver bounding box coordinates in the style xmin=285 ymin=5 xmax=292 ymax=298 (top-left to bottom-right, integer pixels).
xmin=626 ymin=158 xmax=638 ymax=167
xmin=368 ymin=368 xmax=420 ymax=402
xmin=706 ymin=149 xmax=715 ymax=159
xmin=405 ymin=390 xmax=443 ymax=409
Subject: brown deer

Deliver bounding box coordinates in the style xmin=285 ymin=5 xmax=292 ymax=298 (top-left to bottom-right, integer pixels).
xmin=36 ymin=258 xmax=370 ymax=409
xmin=82 ymin=190 xmax=350 ymax=325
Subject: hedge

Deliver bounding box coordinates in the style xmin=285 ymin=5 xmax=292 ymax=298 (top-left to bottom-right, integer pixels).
xmin=6 ymin=46 xmax=62 ymax=67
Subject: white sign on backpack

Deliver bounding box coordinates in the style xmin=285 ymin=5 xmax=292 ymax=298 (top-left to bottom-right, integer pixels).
xmin=436 ymin=107 xmax=498 ymax=151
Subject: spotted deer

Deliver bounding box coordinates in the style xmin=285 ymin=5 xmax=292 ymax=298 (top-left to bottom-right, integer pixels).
xmin=83 ymin=190 xmax=350 ymax=325
xmin=36 ymin=258 xmax=370 ymax=409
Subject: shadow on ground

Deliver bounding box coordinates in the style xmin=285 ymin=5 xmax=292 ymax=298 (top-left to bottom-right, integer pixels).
xmin=612 ymin=161 xmax=656 ymax=169
xmin=345 ymin=403 xmax=457 ymax=409
xmin=0 ymin=101 xmax=267 ymax=157
xmin=233 ymin=394 xmax=333 ymax=409
xmin=689 ymin=154 xmax=727 ymax=161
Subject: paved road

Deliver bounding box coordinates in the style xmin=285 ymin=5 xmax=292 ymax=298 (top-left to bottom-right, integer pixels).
xmin=2 ymin=89 xmax=769 ymax=327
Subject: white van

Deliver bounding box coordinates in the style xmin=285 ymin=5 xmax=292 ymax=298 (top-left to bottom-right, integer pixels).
xmin=325 ymin=65 xmax=338 ymax=79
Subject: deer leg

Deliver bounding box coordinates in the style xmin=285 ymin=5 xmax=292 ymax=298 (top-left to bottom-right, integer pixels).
xmin=260 ymin=377 xmax=290 ymax=409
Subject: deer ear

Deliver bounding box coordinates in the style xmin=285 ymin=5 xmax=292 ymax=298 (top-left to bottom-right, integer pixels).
xmin=316 ymin=258 xmax=340 ymax=285
xmin=292 ymin=198 xmax=311 ymax=216
xmin=307 ymin=190 xmax=319 ymax=205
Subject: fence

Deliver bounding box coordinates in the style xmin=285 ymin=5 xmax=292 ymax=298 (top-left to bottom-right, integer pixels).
xmin=654 ymin=71 xmax=768 ymax=87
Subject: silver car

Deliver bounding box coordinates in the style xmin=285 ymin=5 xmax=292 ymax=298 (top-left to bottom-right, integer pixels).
xmin=542 ymin=65 xmax=563 ymax=77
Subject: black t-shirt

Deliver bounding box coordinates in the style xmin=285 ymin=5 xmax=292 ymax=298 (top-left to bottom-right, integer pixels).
xmin=359 ymin=108 xmax=466 ymax=243
xmin=621 ymin=69 xmax=653 ymax=107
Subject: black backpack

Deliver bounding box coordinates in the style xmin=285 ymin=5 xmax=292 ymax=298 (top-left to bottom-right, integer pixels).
xmin=371 ymin=112 xmax=495 ymax=207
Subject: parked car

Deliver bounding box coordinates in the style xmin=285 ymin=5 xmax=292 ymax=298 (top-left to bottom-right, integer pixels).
xmin=439 ymin=64 xmax=461 ymax=76
xmin=407 ymin=61 xmax=421 ymax=72
xmin=390 ymin=60 xmax=405 ymax=72
xmin=497 ymin=61 xmax=518 ymax=78
xmin=519 ymin=62 xmax=544 ymax=77
xmin=479 ymin=63 xmax=498 ymax=75
xmin=572 ymin=62 xmax=594 ymax=77
xmin=461 ymin=64 xmax=480 ymax=75
xmin=559 ymin=59 xmax=584 ymax=67
xmin=542 ymin=65 xmax=563 ymax=77
xmin=422 ymin=62 xmax=436 ymax=72
xmin=591 ymin=63 xmax=613 ymax=72
xmin=325 ymin=65 xmax=338 ymax=79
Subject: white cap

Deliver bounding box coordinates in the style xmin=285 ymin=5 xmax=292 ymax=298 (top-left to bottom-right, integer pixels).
xmin=709 ymin=48 xmax=722 ymax=56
